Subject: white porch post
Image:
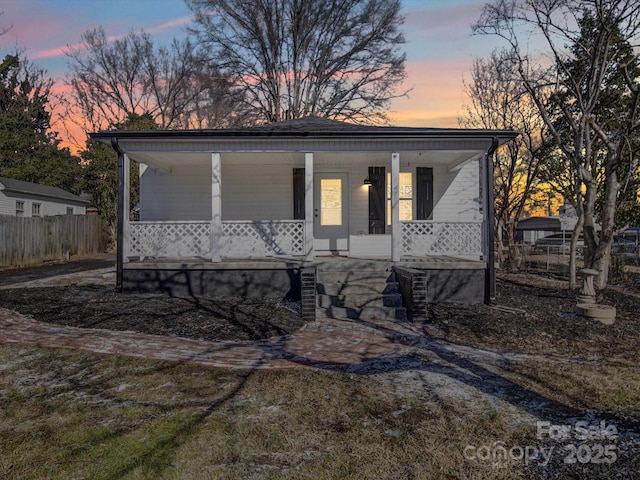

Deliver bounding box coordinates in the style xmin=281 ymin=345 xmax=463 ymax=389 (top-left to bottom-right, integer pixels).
xmin=123 ymin=153 xmax=130 ymax=262
xmin=305 ymin=152 xmax=314 ymax=261
xmin=391 ymin=152 xmax=401 ymax=262
xmin=211 ymin=152 xmax=222 ymax=262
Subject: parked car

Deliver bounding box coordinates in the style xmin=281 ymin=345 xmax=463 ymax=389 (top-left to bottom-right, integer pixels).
xmin=534 ymin=232 xmax=583 ymax=253
xmin=612 ymin=236 xmax=636 ymax=254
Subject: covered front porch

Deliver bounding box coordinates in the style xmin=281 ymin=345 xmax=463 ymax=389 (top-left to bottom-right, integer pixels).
xmin=121 ymin=149 xmax=487 ymax=263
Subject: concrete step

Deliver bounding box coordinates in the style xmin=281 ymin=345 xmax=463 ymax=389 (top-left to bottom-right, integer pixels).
xmin=318 ymin=270 xmax=395 ymax=284
xmin=317 ymin=282 xmax=398 ymax=296
xmin=316 ymin=305 xmax=407 ymax=321
xmin=316 ymin=260 xmax=393 ymax=272
xmin=317 ymin=292 xmax=403 ymax=309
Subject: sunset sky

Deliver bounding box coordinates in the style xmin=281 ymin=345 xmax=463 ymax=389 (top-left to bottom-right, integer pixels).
xmin=1 ymin=0 xmax=503 ymax=145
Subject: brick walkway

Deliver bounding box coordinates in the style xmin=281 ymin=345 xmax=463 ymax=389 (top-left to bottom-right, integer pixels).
xmin=0 ymin=307 xmax=424 ymax=370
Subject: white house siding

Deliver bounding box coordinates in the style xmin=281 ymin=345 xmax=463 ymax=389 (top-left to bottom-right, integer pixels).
xmin=432 ymin=161 xmax=480 ymax=222
xmin=0 ymin=191 xmax=16 ymax=216
xmin=139 ymin=162 xmax=296 ymax=222
xmin=41 ymin=201 xmax=86 ymax=216
xmin=140 ymin=164 xmax=212 ymax=221
xmin=138 ymin=156 xmax=480 ymax=227
xmin=0 ymin=191 xmax=86 ymax=217
xmin=222 ymin=163 xmax=294 ymax=221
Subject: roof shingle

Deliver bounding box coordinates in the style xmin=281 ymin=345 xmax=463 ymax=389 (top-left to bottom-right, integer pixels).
xmin=0 ymin=177 xmax=88 ymax=204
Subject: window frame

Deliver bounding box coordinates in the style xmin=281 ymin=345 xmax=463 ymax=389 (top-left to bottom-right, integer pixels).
xmin=32 ymin=202 xmax=41 ymax=217
xmin=386 ymin=171 xmax=414 ymax=226
xmin=15 ymin=200 xmax=25 ymax=216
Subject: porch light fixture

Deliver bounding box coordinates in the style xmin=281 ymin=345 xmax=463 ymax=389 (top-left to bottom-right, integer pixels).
xmin=363 ymin=178 xmax=373 ymax=186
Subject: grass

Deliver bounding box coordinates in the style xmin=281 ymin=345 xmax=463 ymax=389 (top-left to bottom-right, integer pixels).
xmin=501 ymin=359 xmax=640 ymax=413
xmin=0 ymin=344 xmax=534 ymax=480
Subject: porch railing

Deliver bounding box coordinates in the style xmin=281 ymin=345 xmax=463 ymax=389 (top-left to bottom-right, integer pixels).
xmin=401 ymin=221 xmax=483 ymax=259
xmin=221 ymin=220 xmax=305 ymax=257
xmin=128 ymin=221 xmax=211 ymax=258
xmin=127 ymin=220 xmax=305 ymax=258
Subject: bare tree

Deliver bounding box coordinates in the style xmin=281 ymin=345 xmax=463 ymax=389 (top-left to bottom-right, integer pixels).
xmin=474 ymin=0 xmax=640 ymax=289
xmin=461 ymin=50 xmax=547 ymax=270
xmin=0 ymin=12 xmax=11 ymax=37
xmin=65 ymin=27 xmax=243 ymax=137
xmin=187 ymin=0 xmax=408 ymax=124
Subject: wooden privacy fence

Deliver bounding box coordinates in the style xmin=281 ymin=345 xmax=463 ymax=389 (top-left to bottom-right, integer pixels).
xmin=0 ymin=215 xmax=109 ymax=267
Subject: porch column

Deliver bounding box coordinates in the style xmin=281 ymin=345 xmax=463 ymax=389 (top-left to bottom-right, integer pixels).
xmin=113 ymin=138 xmax=124 ymax=291
xmin=305 ymin=152 xmax=314 ymax=261
xmin=483 ymin=138 xmax=498 ymax=303
xmin=122 ymin=153 xmax=130 ymax=263
xmin=391 ymin=152 xmax=401 ymax=262
xmin=211 ymin=152 xmax=222 ymax=263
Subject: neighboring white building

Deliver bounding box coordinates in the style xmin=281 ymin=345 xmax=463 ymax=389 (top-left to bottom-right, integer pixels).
xmin=0 ymin=176 xmax=89 ymax=217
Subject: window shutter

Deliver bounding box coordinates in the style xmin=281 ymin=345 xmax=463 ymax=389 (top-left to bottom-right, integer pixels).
xmin=368 ymin=166 xmax=385 ymax=234
xmin=416 ymin=167 xmax=433 ymax=220
xmin=293 ymin=168 xmax=305 ymax=219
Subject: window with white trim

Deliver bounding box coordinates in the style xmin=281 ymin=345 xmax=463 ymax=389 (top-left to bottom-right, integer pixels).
xmin=16 ymin=201 xmax=25 ymax=216
xmin=386 ymin=172 xmax=413 ymax=225
xmin=66 ymin=207 xmax=74 ymax=215
xmin=32 ymin=203 xmax=41 ymax=217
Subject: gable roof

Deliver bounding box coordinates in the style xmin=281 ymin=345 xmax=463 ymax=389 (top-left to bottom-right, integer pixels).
xmin=0 ymin=177 xmax=88 ymax=204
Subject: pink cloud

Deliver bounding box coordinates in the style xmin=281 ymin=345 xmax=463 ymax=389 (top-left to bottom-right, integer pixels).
xmin=13 ymin=15 xmax=192 ymax=59
xmin=145 ymin=15 xmax=193 ymax=35
xmin=34 ymin=31 xmax=127 ymax=60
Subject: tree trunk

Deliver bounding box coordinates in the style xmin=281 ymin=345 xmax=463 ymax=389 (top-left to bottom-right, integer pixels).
xmin=582 ymin=176 xmax=599 ymax=266
xmin=495 ymin=218 xmax=505 ymax=269
xmin=569 ymin=208 xmax=583 ymax=290
xmin=505 ymin=223 xmax=522 ymax=271
xmin=593 ymin=168 xmax=619 ymax=289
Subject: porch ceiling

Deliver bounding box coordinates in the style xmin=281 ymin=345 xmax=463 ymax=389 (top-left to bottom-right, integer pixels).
xmin=126 ymin=149 xmax=485 ymax=171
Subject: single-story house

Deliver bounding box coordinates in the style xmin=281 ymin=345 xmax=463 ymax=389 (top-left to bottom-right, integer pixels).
xmin=91 ymin=117 xmax=517 ymax=320
xmin=0 ymin=176 xmax=89 ymax=217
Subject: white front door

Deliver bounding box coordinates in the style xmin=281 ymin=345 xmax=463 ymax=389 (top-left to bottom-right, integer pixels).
xmin=314 ymin=173 xmax=349 ymax=253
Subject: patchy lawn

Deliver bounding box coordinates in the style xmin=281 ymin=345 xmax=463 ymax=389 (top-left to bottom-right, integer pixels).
xmin=0 ymin=344 xmax=531 ymax=480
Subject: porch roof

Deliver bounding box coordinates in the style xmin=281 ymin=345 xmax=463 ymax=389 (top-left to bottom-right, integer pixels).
xmin=90 ymin=116 xmax=518 ymax=171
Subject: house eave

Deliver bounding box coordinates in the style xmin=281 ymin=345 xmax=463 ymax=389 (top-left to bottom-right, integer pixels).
xmin=90 ymin=127 xmax=518 ymax=145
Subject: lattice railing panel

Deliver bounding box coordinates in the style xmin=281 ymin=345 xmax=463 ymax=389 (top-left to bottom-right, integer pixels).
xmin=222 ymin=220 xmax=305 ymax=257
xmin=402 ymin=221 xmax=482 ymax=258
xmin=129 ymin=221 xmax=212 ymax=258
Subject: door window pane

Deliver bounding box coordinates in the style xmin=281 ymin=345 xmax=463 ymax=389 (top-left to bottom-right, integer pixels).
xmin=321 ymin=178 xmax=342 ymax=226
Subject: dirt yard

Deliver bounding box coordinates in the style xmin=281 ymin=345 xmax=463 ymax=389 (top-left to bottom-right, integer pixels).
xmin=0 ymin=284 xmax=306 ymax=342
xmin=427 ymin=272 xmax=640 ymax=361
xmin=1 ymin=268 xmax=638 ymax=362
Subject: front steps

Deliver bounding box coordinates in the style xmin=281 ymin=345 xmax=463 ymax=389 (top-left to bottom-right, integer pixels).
xmin=315 ymin=261 xmax=407 ymax=321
